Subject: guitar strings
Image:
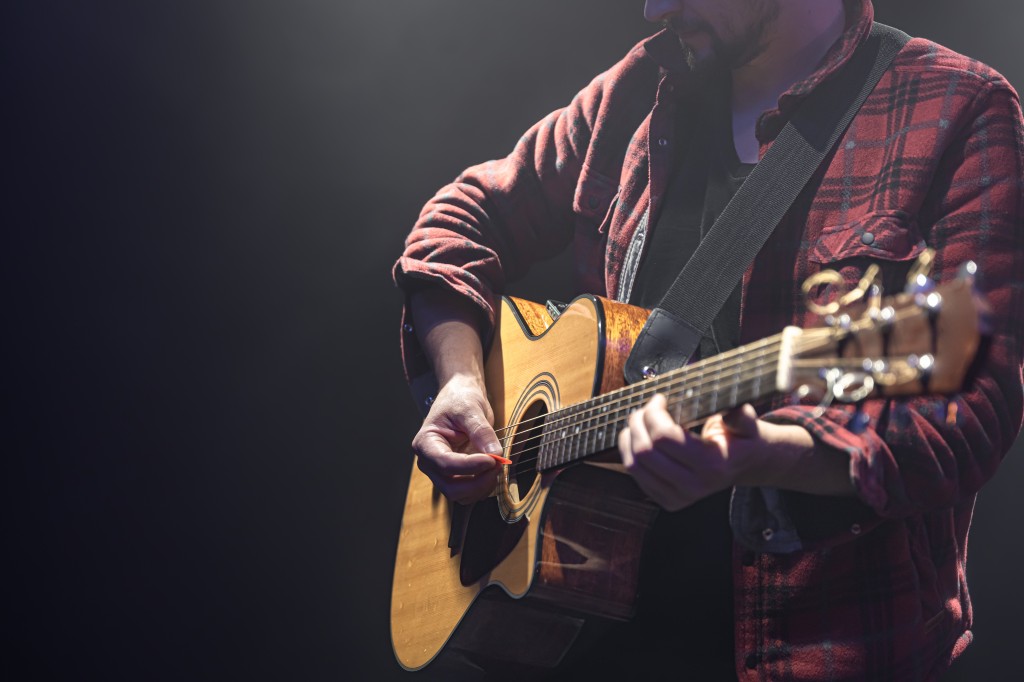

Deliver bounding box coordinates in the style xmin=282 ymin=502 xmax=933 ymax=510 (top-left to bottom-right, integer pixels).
xmin=494 ymin=323 xmax=849 ymax=469
xmin=490 ymin=320 xmax=846 ymax=450
xmin=512 ymin=366 xmax=774 ymax=466
xmin=492 ymin=334 xmax=790 ymax=449
xmin=507 ymin=356 xmax=778 ymax=466
xmin=489 ymin=323 xmax=838 ymax=444
xmin=508 ymin=312 xmax=917 ymax=471
xmin=510 ymin=365 xmax=781 ymax=470
xmin=483 ymin=299 xmax=922 ymax=447
xmin=491 ymin=332 xmax=788 ymax=442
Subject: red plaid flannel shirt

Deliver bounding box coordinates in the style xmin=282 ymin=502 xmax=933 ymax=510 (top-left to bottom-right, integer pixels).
xmin=394 ymin=1 xmax=1024 ymax=678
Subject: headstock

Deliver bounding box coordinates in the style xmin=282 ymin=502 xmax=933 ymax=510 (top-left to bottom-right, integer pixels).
xmin=778 ymin=250 xmax=987 ymax=410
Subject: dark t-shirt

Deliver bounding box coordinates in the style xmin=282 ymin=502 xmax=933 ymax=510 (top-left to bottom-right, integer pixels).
xmin=562 ymin=80 xmax=754 ymax=680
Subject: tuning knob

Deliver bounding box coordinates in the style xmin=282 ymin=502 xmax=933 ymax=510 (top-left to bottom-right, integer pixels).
xmin=904 ymin=248 xmax=936 ymax=293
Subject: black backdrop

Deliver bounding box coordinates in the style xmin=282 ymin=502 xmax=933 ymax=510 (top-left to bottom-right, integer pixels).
xmin=6 ymin=2 xmax=1023 ymax=680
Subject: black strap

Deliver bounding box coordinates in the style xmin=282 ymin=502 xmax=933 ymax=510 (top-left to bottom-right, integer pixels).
xmin=624 ymin=23 xmax=910 ymax=384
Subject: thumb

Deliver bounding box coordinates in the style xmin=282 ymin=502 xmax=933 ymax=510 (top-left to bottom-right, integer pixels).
xmin=721 ymin=404 xmax=759 ymax=439
xmin=457 ymin=411 xmax=503 ymax=456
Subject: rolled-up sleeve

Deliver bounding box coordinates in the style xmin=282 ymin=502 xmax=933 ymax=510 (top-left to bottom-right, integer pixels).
xmin=392 ymin=71 xmax=615 ymax=396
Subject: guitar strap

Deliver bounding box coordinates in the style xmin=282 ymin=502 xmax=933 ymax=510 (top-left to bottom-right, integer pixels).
xmin=623 ymin=22 xmax=910 ymax=383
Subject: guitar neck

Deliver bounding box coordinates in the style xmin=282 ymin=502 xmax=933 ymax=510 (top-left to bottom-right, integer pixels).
xmin=535 ymin=332 xmax=788 ymax=471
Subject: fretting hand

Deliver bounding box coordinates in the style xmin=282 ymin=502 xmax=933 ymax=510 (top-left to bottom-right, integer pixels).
xmin=617 ymin=394 xmax=838 ymax=511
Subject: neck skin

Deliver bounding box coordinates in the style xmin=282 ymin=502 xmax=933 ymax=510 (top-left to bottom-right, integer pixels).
xmin=732 ymin=0 xmax=846 ymax=112
xmin=730 ymin=0 xmax=847 ymax=162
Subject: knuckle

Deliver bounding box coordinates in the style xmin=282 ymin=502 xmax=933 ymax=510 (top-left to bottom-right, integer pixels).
xmin=650 ymin=429 xmax=681 ymax=452
xmin=628 ymin=409 xmax=644 ymax=429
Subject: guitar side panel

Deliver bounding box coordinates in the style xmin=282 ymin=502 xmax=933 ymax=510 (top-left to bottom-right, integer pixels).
xmin=595 ymin=296 xmax=651 ymax=394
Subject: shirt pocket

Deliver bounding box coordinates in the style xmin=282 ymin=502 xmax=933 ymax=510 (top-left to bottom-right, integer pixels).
xmin=810 ymin=211 xmax=927 ymax=265
xmin=807 ymin=211 xmax=928 ymax=309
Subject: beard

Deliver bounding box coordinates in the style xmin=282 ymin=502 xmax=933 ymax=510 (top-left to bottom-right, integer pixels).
xmin=665 ymin=0 xmax=780 ymax=73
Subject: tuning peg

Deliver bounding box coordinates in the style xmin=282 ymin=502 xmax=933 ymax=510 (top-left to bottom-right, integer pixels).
xmin=958 ymin=260 xmax=978 ymax=280
xmin=866 ymin=282 xmax=882 ymax=318
xmin=905 ymin=248 xmax=936 ymax=293
xmin=801 ymin=264 xmax=881 ymax=319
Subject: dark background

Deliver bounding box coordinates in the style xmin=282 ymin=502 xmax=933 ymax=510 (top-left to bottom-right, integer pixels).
xmin=6 ymin=1 xmax=1022 ymax=679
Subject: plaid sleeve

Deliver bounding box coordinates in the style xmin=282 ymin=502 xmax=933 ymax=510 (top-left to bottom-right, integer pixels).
xmin=391 ymin=69 xmax=616 ymax=391
xmin=766 ymin=79 xmax=1024 ymax=531
xmin=394 ymin=97 xmax=591 ymax=319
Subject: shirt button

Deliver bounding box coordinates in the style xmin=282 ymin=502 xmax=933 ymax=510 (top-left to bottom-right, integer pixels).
xmin=861 ymin=231 xmax=875 ymax=245
xmin=745 ymin=653 xmax=760 ymax=669
xmin=658 ymin=137 xmax=669 ymax=147
xmin=403 ymin=322 xmax=414 ymax=333
xmin=424 ymin=395 xmax=435 ymax=408
xmin=761 ymin=528 xmax=774 ymax=542
xmin=741 ymin=551 xmax=756 ymax=567
xmin=850 ymin=523 xmax=862 ymax=535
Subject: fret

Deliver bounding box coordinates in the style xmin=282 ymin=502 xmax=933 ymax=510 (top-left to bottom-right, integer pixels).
xmin=568 ymin=403 xmax=581 ymax=463
xmin=584 ymin=407 xmax=593 ymax=457
xmin=558 ymin=405 xmax=570 ymax=466
xmin=708 ymin=359 xmax=721 ymax=414
xmin=584 ymin=400 xmax=597 ymax=455
xmin=564 ymin=408 xmax=573 ymax=464
xmin=729 ymin=354 xmax=741 ymax=409
xmin=537 ymin=424 xmax=546 ymax=470
xmin=692 ymin=365 xmax=703 ymax=423
xmin=752 ymin=343 xmax=764 ymax=403
xmin=598 ymin=395 xmax=610 ymax=448
xmin=542 ymin=421 xmax=552 ymax=470
xmin=669 ymin=389 xmax=682 ymax=424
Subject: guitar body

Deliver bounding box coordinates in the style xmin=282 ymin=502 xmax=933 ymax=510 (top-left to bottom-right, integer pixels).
xmin=389 ymin=269 xmax=984 ymax=673
xmin=390 ymin=294 xmax=657 ymax=672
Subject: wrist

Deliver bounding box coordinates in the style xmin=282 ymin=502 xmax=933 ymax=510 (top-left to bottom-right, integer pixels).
xmin=737 ymin=423 xmax=815 ymax=489
xmin=755 ymin=424 xmax=855 ymax=497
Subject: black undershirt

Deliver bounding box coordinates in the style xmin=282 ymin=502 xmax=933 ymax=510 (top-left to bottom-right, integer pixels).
xmin=562 ymin=82 xmax=755 ymax=679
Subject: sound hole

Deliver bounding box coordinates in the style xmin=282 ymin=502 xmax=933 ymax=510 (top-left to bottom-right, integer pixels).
xmin=508 ymin=401 xmax=546 ymax=502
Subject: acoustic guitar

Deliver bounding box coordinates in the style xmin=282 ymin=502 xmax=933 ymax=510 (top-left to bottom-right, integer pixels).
xmin=391 ymin=255 xmax=985 ymax=673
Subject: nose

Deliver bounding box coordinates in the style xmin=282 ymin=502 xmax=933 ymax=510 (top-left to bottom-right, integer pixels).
xmin=644 ymin=0 xmax=683 ymax=23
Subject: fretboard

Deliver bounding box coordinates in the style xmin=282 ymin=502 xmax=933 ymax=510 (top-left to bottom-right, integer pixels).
xmin=535 ymin=333 xmax=785 ymax=471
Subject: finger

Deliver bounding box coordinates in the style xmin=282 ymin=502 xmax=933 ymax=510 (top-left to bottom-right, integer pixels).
xmin=618 ymin=426 xmax=634 ymax=468
xmin=418 ymin=462 xmax=498 ymax=504
xmin=625 ymin=448 xmax=699 ymax=511
xmin=414 ymin=432 xmax=499 ymax=476
xmin=721 ymin=403 xmax=759 ymax=438
xmin=627 ymin=407 xmax=653 ymax=454
xmin=454 ymin=409 xmax=503 ymax=456
xmin=642 ymin=394 xmax=687 ymax=453
xmin=445 ymin=470 xmax=501 ymax=504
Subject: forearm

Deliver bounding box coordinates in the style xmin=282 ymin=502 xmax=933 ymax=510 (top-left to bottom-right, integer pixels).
xmin=410 ymin=287 xmax=488 ymax=388
xmin=759 ymin=425 xmax=857 ymax=497
xmin=724 ymin=414 xmax=856 ymax=498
